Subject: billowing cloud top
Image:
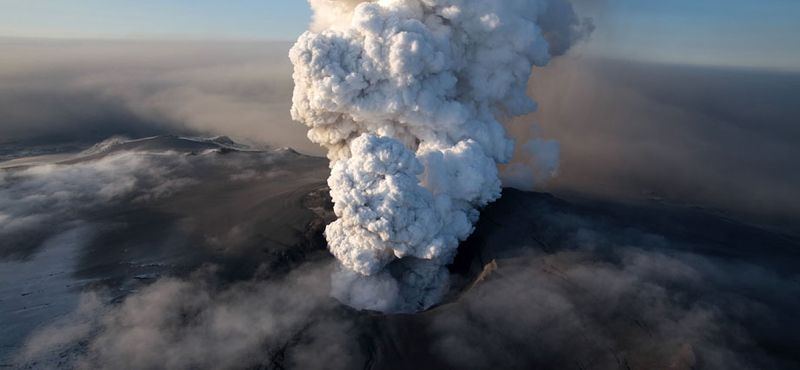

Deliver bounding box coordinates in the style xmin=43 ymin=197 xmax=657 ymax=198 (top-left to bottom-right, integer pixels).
xmin=290 ymin=0 xmax=588 ymax=312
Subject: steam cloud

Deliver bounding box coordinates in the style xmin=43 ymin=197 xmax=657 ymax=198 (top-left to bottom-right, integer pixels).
xmin=290 ymin=0 xmax=590 ymax=312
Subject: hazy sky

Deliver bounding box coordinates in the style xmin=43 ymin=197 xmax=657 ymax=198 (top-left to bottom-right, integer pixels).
xmin=1 ymin=0 xmax=798 ymax=70
xmin=581 ymin=0 xmax=800 ymax=71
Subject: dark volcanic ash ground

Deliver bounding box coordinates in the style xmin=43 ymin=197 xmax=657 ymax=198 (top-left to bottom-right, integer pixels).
xmin=1 ymin=136 xmax=798 ymax=369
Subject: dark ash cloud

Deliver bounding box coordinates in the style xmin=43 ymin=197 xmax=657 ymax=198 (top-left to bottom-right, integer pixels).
xmin=507 ymin=57 xmax=800 ymax=235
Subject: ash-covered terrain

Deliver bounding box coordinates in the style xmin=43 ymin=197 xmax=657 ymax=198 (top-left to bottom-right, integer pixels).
xmin=2 ymin=135 xmax=798 ymax=369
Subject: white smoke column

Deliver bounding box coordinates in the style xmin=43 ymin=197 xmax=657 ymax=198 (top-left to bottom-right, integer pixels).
xmin=290 ymin=0 xmax=588 ymax=312
xmin=307 ymin=0 xmax=366 ymax=31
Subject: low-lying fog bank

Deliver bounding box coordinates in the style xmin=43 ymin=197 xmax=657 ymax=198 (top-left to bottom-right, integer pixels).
xmin=2 ymin=136 xmax=798 ymax=369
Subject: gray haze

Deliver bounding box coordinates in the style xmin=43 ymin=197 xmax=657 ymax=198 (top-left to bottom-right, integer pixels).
xmin=2 ymin=38 xmax=798 ymax=234
xmin=510 ymin=58 xmax=800 ymax=235
xmin=0 ymin=38 xmax=319 ymax=157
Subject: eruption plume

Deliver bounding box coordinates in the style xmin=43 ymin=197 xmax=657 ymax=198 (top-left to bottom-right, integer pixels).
xmin=290 ymin=0 xmax=590 ymax=312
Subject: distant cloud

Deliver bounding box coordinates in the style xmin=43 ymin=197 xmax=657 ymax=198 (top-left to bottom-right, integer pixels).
xmin=0 ymin=150 xmax=195 ymax=259
xmin=0 ymin=139 xmax=314 ymax=261
xmin=0 ymin=39 xmax=322 ymax=156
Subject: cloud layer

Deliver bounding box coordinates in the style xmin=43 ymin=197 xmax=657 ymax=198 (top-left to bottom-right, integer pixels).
xmin=0 ymin=149 xmax=194 ymax=259
xmin=11 ymin=186 xmax=800 ymax=369
xmin=0 ymin=138 xmax=333 ymax=362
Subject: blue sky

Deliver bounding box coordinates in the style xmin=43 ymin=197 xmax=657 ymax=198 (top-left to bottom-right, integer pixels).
xmin=582 ymin=0 xmax=800 ymax=71
xmin=1 ymin=0 xmax=798 ymax=71
xmin=0 ymin=0 xmax=312 ymax=40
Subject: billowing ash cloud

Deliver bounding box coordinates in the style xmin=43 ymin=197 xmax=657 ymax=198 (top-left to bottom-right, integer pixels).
xmin=290 ymin=0 xmax=589 ymax=312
